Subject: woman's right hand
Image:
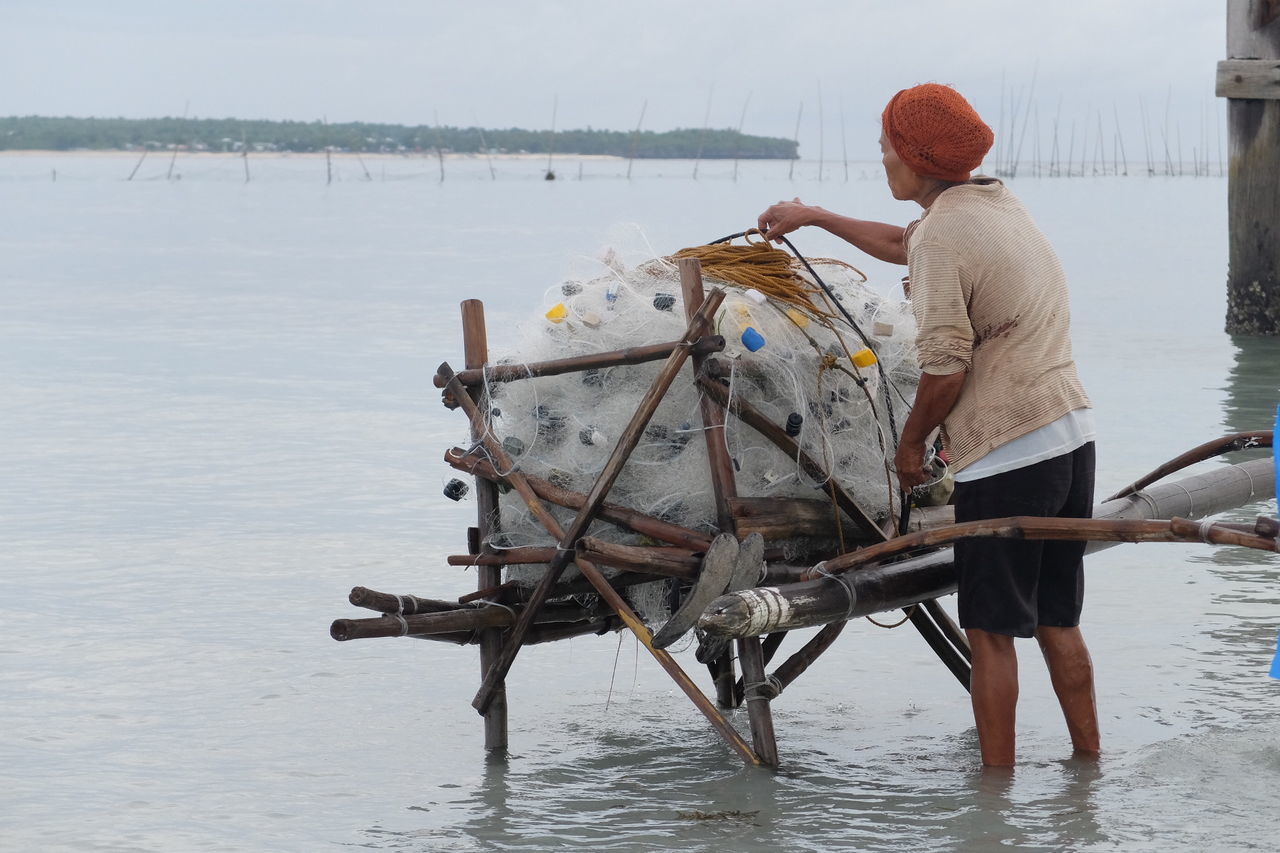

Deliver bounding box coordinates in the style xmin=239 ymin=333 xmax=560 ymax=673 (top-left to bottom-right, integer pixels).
xmin=757 ymin=197 xmax=819 ymax=242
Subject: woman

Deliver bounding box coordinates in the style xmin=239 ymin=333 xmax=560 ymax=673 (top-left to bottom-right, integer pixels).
xmin=757 ymin=83 xmax=1100 ymax=767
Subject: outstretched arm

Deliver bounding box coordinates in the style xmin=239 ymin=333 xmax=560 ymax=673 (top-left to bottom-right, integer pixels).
xmin=757 ymin=198 xmax=908 ymax=265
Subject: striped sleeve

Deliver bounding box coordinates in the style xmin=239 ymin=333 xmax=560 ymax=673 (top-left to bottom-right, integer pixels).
xmin=908 ymin=238 xmax=973 ymax=376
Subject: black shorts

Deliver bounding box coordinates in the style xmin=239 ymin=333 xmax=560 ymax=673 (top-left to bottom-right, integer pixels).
xmin=953 ymin=442 xmax=1095 ymax=638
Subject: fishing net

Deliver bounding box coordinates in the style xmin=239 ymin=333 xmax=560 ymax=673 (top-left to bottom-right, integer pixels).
xmin=457 ymin=228 xmax=920 ymax=626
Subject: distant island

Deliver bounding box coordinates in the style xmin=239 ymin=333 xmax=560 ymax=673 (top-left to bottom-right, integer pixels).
xmin=0 ymin=116 xmax=798 ymax=159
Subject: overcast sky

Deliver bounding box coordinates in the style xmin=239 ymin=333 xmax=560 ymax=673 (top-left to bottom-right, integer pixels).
xmin=2 ymin=1 xmax=1228 ymax=159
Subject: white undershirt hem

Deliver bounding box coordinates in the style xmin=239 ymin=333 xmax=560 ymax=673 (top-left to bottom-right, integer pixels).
xmin=953 ymin=408 xmax=1096 ymax=483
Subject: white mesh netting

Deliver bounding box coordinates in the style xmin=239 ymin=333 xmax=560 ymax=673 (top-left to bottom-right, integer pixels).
xmin=454 ymin=229 xmax=920 ymax=626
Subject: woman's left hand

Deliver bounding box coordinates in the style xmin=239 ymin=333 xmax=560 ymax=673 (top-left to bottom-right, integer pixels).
xmin=894 ymin=441 xmax=930 ymax=490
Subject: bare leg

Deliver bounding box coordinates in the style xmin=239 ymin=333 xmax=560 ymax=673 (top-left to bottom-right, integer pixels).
xmin=1035 ymin=625 xmax=1100 ymax=755
xmin=966 ymin=628 xmax=1018 ymax=767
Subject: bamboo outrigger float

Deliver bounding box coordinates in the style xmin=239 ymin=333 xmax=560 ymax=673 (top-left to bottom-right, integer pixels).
xmin=330 ymin=259 xmax=1278 ymax=768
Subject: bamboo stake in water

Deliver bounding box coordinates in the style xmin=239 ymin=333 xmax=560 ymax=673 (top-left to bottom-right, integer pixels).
xmin=788 ymin=100 xmax=803 ymax=180
xmin=241 ymin=130 xmax=251 ymax=184
xmin=545 ymin=95 xmax=557 ymax=179
xmin=692 ymin=84 xmax=714 ymax=180
xmin=476 ymin=124 xmax=496 ymax=180
xmin=461 ymin=299 xmax=506 ymax=750
xmin=322 ymin=116 xmax=333 ymax=186
xmin=732 ymin=92 xmax=750 ymax=183
xmin=434 ymin=334 xmax=724 ymax=387
xmin=816 ymin=81 xmax=825 ymax=183
xmin=433 ymin=110 xmax=445 ymax=184
xmin=626 ymin=99 xmax=647 ymax=180
xmin=840 ymin=97 xmax=849 ymax=183
xmin=127 ymin=148 xmax=148 ymax=181
xmin=167 ymin=100 xmax=188 ymax=181
xmin=1113 ymin=102 xmax=1129 ymax=176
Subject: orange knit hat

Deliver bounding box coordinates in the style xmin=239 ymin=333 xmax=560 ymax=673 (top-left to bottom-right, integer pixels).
xmin=881 ymin=84 xmax=994 ymax=182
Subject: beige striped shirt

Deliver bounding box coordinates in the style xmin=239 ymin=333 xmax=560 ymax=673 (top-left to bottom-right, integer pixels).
xmin=905 ymin=178 xmax=1091 ymax=471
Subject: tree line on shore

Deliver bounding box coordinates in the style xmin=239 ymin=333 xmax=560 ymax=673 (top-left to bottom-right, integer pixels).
xmin=0 ymin=116 xmax=798 ymax=159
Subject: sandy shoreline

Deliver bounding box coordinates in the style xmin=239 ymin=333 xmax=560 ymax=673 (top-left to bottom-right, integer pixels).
xmin=0 ymin=149 xmax=628 ymax=161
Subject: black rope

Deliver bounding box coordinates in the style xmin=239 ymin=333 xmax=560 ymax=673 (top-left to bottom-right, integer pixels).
xmin=706 ymin=228 xmax=913 ymax=533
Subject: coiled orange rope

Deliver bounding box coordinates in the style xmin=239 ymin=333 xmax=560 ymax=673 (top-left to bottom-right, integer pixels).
xmin=665 ymin=231 xmax=867 ymax=320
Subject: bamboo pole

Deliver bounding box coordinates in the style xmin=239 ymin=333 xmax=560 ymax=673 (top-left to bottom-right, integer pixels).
xmin=167 ymin=101 xmax=188 ymax=181
xmin=464 ymin=570 xmax=677 ymax=607
xmin=681 ymin=263 xmax=737 ymax=537
xmin=1104 ymin=430 xmax=1271 ymax=501
xmin=461 ymin=299 xmax=508 ymax=750
xmin=814 ymin=515 xmax=1280 ymax=578
xmin=462 ymin=561 xmax=804 ymax=607
xmin=330 ymin=601 xmax=597 ymax=641
xmin=680 ymin=260 xmax=744 ymax=711
xmin=626 ymin=99 xmax=646 ymax=180
xmin=434 ymin=336 xmax=725 ymax=389
xmin=680 ymin=259 xmax=777 ymax=765
xmin=444 ymin=449 xmax=713 ymax=551
xmin=458 ymin=581 xmax=519 ymax=602
xmin=730 ymin=496 xmax=855 ymax=540
xmin=126 ymin=148 xmax=148 ymax=181
xmin=739 ymin=635 xmax=779 ymax=765
xmin=348 ymin=587 xmax=465 ymax=615
xmin=407 ymin=617 xmax=622 ymax=647
xmin=734 ymin=631 xmax=789 ymax=701
xmin=448 ymin=548 xmax=558 ymax=566
xmin=576 ymin=538 xmax=699 ymax=579
xmin=241 ymin=130 xmax=251 ymax=183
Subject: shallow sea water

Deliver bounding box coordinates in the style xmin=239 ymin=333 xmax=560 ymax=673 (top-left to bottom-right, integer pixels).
xmin=2 ymin=153 xmax=1278 ymax=852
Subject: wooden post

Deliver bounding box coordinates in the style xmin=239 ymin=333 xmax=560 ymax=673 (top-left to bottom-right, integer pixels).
xmin=461 ymin=300 xmax=508 ymax=751
xmin=1218 ymin=0 xmax=1280 ymax=335
xmin=679 ymin=259 xmax=779 ymax=766
xmin=679 ymin=262 xmax=738 ymax=536
xmin=433 ymin=336 xmax=724 ymax=387
xmin=678 ymin=260 xmax=744 ymax=712
xmin=738 ymin=634 xmax=779 ymax=766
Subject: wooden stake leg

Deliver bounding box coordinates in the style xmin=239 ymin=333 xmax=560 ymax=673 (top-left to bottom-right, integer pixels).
xmin=738 ymin=636 xmax=779 ymax=767
xmin=708 ymin=653 xmax=738 ymax=708
xmin=679 ymin=258 xmax=773 ymax=759
xmin=461 ymin=299 xmax=508 ymax=751
xmin=907 ymin=606 xmax=971 ymax=690
xmin=922 ymin=598 xmax=971 ymax=664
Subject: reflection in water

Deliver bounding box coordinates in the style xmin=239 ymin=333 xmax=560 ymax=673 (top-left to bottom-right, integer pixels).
xmin=1221 ymin=334 xmax=1280 ymax=440
xmin=954 ymin=759 xmax=1106 ymax=852
xmin=372 ymin=722 xmax=1119 ymax=852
